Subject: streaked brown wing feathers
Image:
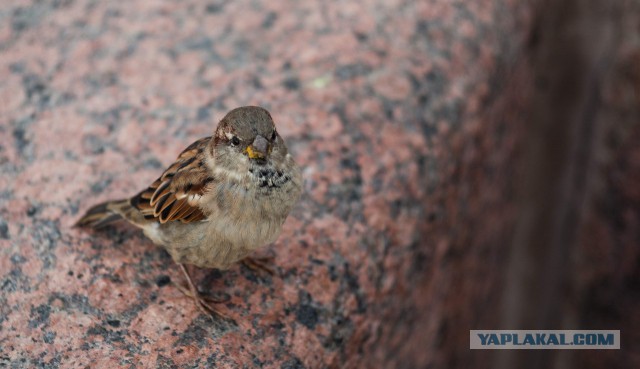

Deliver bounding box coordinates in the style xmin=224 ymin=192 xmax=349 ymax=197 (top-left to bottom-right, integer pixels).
xmin=130 ymin=137 xmax=211 ymax=224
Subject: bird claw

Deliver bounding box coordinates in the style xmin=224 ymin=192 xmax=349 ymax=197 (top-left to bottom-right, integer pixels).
xmin=176 ymin=264 xmax=230 ymax=320
xmin=173 ymin=282 xmax=228 ymax=304
xmin=242 ymin=256 xmax=276 ymax=275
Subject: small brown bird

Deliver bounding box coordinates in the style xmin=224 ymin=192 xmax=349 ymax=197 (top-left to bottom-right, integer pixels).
xmin=76 ymin=106 xmax=302 ymax=317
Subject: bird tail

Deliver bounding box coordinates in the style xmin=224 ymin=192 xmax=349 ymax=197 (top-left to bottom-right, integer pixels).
xmin=75 ymin=199 xmax=130 ymax=229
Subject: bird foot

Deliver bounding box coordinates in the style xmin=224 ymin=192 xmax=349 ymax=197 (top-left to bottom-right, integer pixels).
xmin=242 ymin=256 xmax=276 ymax=275
xmin=176 ymin=264 xmax=230 ymax=320
xmin=173 ymin=282 xmax=228 ymax=304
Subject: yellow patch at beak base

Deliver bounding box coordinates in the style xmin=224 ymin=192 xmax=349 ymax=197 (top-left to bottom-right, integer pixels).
xmin=246 ymin=145 xmax=266 ymax=159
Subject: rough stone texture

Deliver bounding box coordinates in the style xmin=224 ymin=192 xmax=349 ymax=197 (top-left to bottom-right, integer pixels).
xmin=570 ymin=2 xmax=640 ymax=368
xmin=0 ymin=0 xmax=638 ymax=368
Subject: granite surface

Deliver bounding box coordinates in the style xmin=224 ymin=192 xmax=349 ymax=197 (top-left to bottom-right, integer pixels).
xmin=0 ymin=0 xmax=638 ymax=368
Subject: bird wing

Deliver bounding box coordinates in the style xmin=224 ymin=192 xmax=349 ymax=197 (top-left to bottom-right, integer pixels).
xmin=130 ymin=137 xmax=214 ymax=224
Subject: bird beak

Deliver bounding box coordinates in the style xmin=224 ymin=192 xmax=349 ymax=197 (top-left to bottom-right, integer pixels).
xmin=246 ymin=135 xmax=269 ymax=160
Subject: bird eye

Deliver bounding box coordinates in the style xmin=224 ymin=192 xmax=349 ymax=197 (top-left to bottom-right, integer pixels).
xmin=271 ymin=130 xmax=277 ymax=141
xmin=231 ymin=136 xmax=240 ymax=146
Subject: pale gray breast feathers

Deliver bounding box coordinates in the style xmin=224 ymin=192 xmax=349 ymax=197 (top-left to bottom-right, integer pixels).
xmin=217 ymin=159 xmax=301 ymax=246
xmin=153 ymin=156 xmax=301 ymax=268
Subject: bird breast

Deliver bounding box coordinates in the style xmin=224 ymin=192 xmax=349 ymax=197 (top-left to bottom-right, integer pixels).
xmin=203 ymin=164 xmax=300 ymax=246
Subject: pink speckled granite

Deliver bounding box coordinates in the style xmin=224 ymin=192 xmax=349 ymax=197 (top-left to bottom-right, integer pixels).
xmin=1 ymin=0 xmax=638 ymax=368
xmin=0 ymin=1 xmax=528 ymax=367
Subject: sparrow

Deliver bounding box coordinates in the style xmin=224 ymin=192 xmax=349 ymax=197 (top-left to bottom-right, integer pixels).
xmin=75 ymin=106 xmax=302 ymax=317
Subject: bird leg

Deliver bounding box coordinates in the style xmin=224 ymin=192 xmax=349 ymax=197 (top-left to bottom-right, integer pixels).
xmin=175 ymin=263 xmax=227 ymax=319
xmin=242 ymin=255 xmax=276 ymax=275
